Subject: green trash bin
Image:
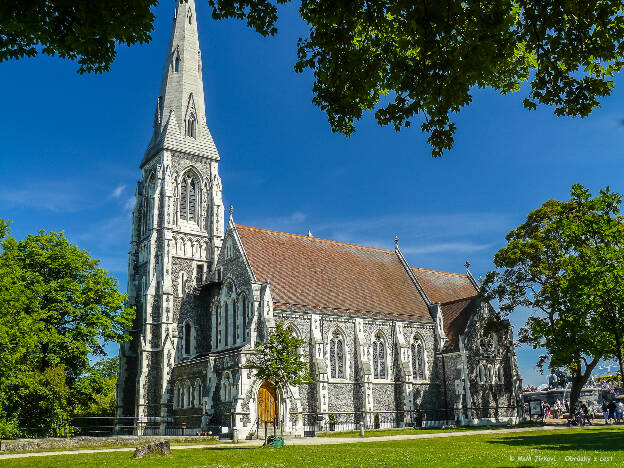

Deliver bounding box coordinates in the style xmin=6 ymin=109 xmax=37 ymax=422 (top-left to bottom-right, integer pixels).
xmin=266 ymin=435 xmax=285 ymax=448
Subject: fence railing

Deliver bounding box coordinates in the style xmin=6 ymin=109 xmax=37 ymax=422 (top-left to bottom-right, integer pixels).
xmin=7 ymin=405 xmax=523 ymax=439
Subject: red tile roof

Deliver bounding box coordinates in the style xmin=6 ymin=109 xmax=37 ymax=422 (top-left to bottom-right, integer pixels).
xmin=441 ymin=296 xmax=478 ymax=352
xmin=411 ymin=267 xmax=478 ymax=304
xmin=236 ymin=225 xmax=432 ymax=321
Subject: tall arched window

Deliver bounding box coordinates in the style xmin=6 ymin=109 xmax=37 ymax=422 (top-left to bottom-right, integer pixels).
xmin=224 ymin=301 xmax=229 ymax=347
xmin=411 ymin=336 xmax=425 ymax=380
xmin=241 ymin=294 xmax=247 ymax=342
xmin=174 ymin=52 xmax=180 ymax=72
xmin=179 ymin=172 xmax=200 ymax=223
xmin=372 ymin=331 xmax=386 ymax=379
xmin=330 ymin=330 xmax=345 ymax=379
xmin=184 ymin=321 xmax=192 ymax=356
xmin=186 ymin=113 xmax=197 ymax=138
xmin=232 ymin=298 xmax=237 ymax=344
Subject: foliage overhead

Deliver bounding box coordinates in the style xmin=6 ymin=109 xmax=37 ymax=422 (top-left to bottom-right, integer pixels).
xmin=482 ymin=184 xmax=624 ymax=409
xmin=0 ymin=220 xmax=133 ymax=436
xmin=4 ymin=2 xmax=624 ymax=155
xmin=0 ymin=0 xmax=157 ymax=73
xmin=248 ymin=322 xmax=311 ymax=393
xmin=209 ymin=0 xmax=624 ymax=156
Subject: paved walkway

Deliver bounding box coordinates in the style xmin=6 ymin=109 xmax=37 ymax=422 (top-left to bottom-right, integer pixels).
xmin=0 ymin=424 xmax=596 ymax=460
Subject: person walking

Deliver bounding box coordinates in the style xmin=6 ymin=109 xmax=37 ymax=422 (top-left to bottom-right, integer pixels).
xmin=607 ymin=400 xmax=617 ymax=424
xmin=617 ymin=401 xmax=623 ymax=423
xmin=602 ymin=401 xmax=609 ymax=424
xmin=581 ymin=403 xmax=592 ymax=426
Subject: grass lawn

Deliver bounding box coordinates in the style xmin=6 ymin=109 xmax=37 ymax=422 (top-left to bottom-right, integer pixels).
xmin=1 ymin=426 xmax=623 ymax=467
xmin=317 ymin=421 xmax=543 ymax=437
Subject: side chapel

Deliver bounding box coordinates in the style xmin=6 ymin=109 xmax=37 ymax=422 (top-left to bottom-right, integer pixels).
xmin=116 ymin=0 xmax=524 ymax=438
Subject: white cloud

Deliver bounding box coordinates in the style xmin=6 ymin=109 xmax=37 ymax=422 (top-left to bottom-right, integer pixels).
xmin=111 ymin=184 xmax=126 ymax=199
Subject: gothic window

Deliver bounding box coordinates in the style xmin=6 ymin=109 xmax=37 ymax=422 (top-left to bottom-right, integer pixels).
xmin=224 ymin=301 xmax=229 ymax=347
xmin=330 ymin=330 xmax=345 ymax=379
xmin=497 ymin=365 xmax=504 ymax=384
xmin=196 ymin=264 xmax=204 ymax=286
xmin=232 ymin=298 xmax=237 ymax=344
xmin=184 ymin=321 xmax=192 ymax=355
xmin=241 ymin=294 xmax=247 ymax=341
xmin=174 ymin=51 xmax=180 ymax=72
xmin=372 ymin=331 xmax=386 ymax=379
xmin=174 ymin=382 xmax=180 ymax=408
xmin=194 ymin=379 xmax=201 ymax=407
xmin=411 ymin=336 xmax=425 ymax=380
xmin=186 ymin=113 xmax=197 ymax=138
xmin=179 ymin=172 xmax=200 ymax=224
xmin=188 ymin=179 xmax=196 ymax=219
xmin=477 ymin=364 xmax=486 ymax=384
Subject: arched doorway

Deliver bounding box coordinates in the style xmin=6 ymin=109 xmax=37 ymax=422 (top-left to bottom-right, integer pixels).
xmin=257 ymin=381 xmax=278 ymax=424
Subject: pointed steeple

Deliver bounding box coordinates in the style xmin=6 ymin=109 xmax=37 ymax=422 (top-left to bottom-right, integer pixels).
xmin=142 ymin=0 xmax=220 ymax=166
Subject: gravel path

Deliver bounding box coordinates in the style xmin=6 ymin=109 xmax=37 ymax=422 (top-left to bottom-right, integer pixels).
xmin=0 ymin=425 xmax=583 ymax=460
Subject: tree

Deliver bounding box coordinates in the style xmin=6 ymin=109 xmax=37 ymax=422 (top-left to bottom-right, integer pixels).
xmin=212 ymin=1 xmax=624 ymax=157
xmin=0 ymin=0 xmax=157 ymax=73
xmin=0 ymin=220 xmax=134 ymax=436
xmin=248 ymin=322 xmax=311 ymax=425
xmin=482 ymin=184 xmax=624 ymax=411
xmin=4 ymin=2 xmax=624 ymax=157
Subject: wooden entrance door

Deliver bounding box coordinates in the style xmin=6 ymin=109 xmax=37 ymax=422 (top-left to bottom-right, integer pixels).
xmin=257 ymin=381 xmax=277 ymax=423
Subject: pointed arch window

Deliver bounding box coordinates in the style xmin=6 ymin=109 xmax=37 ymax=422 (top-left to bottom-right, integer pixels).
xmin=179 ymin=172 xmax=200 ymax=224
xmin=330 ymin=330 xmax=345 ymax=379
xmin=224 ymin=301 xmax=229 ymax=347
xmin=241 ymin=294 xmax=247 ymax=342
xmin=184 ymin=321 xmax=192 ymax=356
xmin=411 ymin=336 xmax=425 ymax=380
xmin=372 ymin=331 xmax=386 ymax=379
xmin=186 ymin=112 xmax=197 ymax=138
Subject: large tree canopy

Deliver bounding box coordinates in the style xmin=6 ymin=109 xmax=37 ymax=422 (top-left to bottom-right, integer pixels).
xmin=482 ymin=184 xmax=624 ymax=411
xmin=0 ymin=0 xmax=157 ymax=73
xmin=3 ymin=1 xmax=624 ymax=155
xmin=0 ymin=220 xmax=134 ymax=437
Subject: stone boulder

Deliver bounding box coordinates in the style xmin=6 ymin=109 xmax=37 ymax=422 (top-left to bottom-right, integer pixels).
xmin=133 ymin=440 xmax=171 ymax=459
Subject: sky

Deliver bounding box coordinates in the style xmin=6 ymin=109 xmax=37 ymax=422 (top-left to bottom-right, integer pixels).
xmin=2 ymin=1 xmax=624 ymax=386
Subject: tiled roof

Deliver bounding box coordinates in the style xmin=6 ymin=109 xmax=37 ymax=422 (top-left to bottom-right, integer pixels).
xmin=236 ymin=225 xmax=432 ymax=321
xmin=411 ymin=267 xmax=478 ymax=304
xmin=441 ymin=296 xmax=478 ymax=352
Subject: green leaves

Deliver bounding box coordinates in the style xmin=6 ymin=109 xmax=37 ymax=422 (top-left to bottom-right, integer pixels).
xmin=0 ymin=220 xmax=134 ymax=435
xmin=482 ymin=184 xmax=624 ymax=405
xmin=248 ymin=322 xmax=311 ymax=391
xmin=209 ymin=1 xmax=624 ymax=157
xmin=0 ymin=0 xmax=157 ymax=73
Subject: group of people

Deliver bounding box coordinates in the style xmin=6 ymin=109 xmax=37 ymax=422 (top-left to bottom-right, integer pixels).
xmin=601 ymin=400 xmax=624 ymax=424
xmin=538 ymin=398 xmax=624 ymax=426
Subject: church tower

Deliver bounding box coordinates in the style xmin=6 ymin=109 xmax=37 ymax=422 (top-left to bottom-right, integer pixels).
xmin=117 ymin=0 xmax=224 ymax=424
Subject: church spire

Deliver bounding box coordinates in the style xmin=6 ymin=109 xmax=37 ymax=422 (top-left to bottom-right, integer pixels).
xmin=143 ymin=0 xmax=219 ymax=166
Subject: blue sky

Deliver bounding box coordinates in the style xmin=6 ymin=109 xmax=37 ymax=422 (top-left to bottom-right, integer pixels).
xmin=2 ymin=1 xmax=624 ymax=385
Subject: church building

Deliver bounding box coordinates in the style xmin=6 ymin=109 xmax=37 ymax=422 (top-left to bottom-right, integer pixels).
xmin=116 ymin=0 xmax=524 ymax=438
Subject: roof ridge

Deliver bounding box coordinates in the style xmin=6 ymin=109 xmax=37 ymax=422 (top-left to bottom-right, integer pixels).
xmin=410 ymin=266 xmax=467 ymax=278
xmin=441 ymin=295 xmax=479 ymax=306
xmin=236 ymin=224 xmax=394 ymax=253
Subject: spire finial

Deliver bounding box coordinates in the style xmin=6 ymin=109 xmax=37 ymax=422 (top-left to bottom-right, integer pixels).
xmin=307 ymin=230 xmax=313 ymax=237
xmin=464 ymin=260 xmax=471 ymax=271
xmin=394 ymin=235 xmax=399 ymax=246
xmin=228 ymin=204 xmax=234 ymax=216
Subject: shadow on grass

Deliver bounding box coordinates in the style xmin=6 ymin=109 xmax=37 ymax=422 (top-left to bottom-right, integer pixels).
xmin=489 ymin=428 xmax=624 ymax=452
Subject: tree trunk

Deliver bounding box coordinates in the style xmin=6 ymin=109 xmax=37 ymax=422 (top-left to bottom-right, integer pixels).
xmin=614 ymin=332 xmax=624 ymax=388
xmin=569 ymin=358 xmax=599 ymax=412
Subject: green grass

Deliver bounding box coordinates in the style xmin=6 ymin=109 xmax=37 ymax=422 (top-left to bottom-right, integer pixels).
xmin=1 ymin=426 xmax=623 ymax=467
xmin=317 ymin=421 xmax=543 ymax=437
xmin=1 ymin=438 xmax=221 ymax=454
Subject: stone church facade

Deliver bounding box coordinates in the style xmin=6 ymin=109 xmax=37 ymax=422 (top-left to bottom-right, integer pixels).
xmin=116 ymin=0 xmax=524 ymax=438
